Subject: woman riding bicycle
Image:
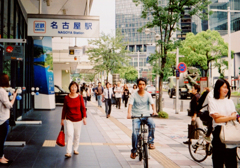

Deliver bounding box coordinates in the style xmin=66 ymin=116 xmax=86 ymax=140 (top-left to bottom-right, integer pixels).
xmin=127 ymin=78 xmax=158 ymax=159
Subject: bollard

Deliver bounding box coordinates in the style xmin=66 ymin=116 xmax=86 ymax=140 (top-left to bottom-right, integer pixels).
xmin=173 ymin=99 xmax=176 ymax=110
xmin=180 ymin=100 xmax=183 ymax=112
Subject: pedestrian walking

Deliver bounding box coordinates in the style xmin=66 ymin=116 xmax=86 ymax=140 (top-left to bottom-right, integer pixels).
xmin=131 ymin=84 xmax=138 ymax=94
xmin=80 ymin=83 xmax=88 ymax=107
xmin=123 ymin=86 xmax=130 ymax=108
xmin=0 ymin=73 xmax=18 ymax=164
xmin=87 ymin=85 xmax=92 ymax=101
xmin=112 ymin=84 xmax=117 ymax=107
xmin=95 ymin=82 xmax=104 ymax=107
xmin=102 ymin=82 xmax=113 ymax=118
xmin=209 ymin=79 xmax=239 ymax=168
xmin=183 ymin=84 xmax=203 ymax=144
xmin=115 ymin=82 xmax=122 ymax=109
xmin=61 ymin=81 xmax=87 ymax=158
xmin=122 ymin=84 xmax=127 ymax=103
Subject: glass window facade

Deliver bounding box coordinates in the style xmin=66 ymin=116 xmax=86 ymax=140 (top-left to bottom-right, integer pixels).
xmin=0 ymin=0 xmax=35 ymax=121
xmin=209 ymin=0 xmax=240 ymax=36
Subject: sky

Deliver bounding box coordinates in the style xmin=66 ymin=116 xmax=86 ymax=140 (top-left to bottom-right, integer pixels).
xmin=77 ymin=0 xmax=115 ymax=46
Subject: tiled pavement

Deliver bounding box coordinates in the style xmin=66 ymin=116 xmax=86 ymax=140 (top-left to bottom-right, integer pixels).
xmin=2 ymin=98 xmax=240 ymax=168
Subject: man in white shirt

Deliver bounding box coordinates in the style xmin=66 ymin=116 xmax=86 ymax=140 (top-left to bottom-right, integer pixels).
xmin=115 ymin=82 xmax=122 ymax=109
xmin=102 ymin=82 xmax=113 ymax=118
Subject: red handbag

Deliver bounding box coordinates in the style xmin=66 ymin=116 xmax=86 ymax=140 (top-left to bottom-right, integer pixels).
xmin=56 ymin=125 xmax=65 ymax=147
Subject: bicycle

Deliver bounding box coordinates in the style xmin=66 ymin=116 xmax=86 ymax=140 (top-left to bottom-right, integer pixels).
xmin=132 ymin=114 xmax=153 ymax=168
xmin=188 ymin=127 xmax=240 ymax=162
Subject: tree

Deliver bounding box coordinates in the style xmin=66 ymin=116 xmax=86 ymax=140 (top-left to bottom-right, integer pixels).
xmin=84 ymin=73 xmax=96 ymax=83
xmin=133 ymin=0 xmax=211 ymax=112
xmin=124 ymin=66 xmax=138 ymax=82
xmin=180 ymin=30 xmax=232 ymax=80
xmin=86 ymin=31 xmax=130 ymax=82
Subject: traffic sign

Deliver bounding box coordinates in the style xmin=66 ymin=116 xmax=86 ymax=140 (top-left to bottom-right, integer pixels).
xmin=177 ymin=62 xmax=187 ymax=73
xmin=176 ymin=69 xmax=180 ymax=79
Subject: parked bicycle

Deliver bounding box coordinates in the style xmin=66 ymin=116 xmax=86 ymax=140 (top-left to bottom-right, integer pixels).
xmin=188 ymin=127 xmax=240 ymax=162
xmin=132 ymin=114 xmax=154 ymax=168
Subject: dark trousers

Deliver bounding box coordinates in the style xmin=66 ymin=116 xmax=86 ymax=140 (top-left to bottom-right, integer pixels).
xmin=105 ymin=99 xmax=112 ymax=116
xmin=83 ymin=97 xmax=87 ymax=107
xmin=212 ymin=126 xmax=237 ymax=168
xmin=123 ymin=97 xmax=129 ymax=107
xmin=206 ymin=118 xmax=213 ymax=137
xmin=0 ymin=120 xmax=9 ymax=158
xmin=116 ymin=98 xmax=121 ymax=109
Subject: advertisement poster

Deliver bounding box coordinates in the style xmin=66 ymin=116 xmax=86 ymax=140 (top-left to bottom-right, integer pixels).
xmin=33 ymin=37 xmax=54 ymax=95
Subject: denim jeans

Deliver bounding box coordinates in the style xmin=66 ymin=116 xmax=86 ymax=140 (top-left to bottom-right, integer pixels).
xmin=131 ymin=117 xmax=155 ymax=154
xmin=0 ymin=120 xmax=9 ymax=158
xmin=97 ymin=95 xmax=102 ymax=106
xmin=105 ymin=99 xmax=112 ymax=116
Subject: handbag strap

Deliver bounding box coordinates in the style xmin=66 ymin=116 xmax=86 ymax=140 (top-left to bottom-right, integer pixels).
xmin=79 ymin=95 xmax=84 ymax=117
xmin=61 ymin=125 xmax=64 ymax=132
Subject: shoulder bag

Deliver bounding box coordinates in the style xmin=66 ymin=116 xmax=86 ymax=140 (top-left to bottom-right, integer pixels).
xmin=56 ymin=125 xmax=65 ymax=147
xmin=79 ymin=95 xmax=87 ymax=118
xmin=219 ymin=120 xmax=240 ymax=145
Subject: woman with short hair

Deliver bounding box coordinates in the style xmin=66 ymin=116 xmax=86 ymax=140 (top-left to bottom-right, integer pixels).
xmin=61 ymin=81 xmax=87 ymax=158
xmin=0 ymin=73 xmax=17 ymax=164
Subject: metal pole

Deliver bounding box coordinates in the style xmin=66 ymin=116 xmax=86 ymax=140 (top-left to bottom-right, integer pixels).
xmin=39 ymin=0 xmax=42 ymax=14
xmin=138 ymin=51 xmax=139 ymax=78
xmin=175 ymin=48 xmax=179 ymax=114
xmin=228 ymin=6 xmax=231 ymax=85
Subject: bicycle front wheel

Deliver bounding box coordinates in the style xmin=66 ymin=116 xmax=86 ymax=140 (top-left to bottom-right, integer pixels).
xmin=237 ymin=147 xmax=240 ymax=160
xmin=143 ymin=143 xmax=148 ymax=168
xmin=188 ymin=128 xmax=208 ymax=162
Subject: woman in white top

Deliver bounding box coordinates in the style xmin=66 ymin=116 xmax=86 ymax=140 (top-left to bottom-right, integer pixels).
xmin=131 ymin=84 xmax=138 ymax=94
xmin=0 ymin=73 xmax=17 ymax=164
xmin=209 ymin=79 xmax=239 ymax=168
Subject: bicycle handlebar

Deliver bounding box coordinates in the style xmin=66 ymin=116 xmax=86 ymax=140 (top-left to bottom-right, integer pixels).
xmin=131 ymin=114 xmax=157 ymax=119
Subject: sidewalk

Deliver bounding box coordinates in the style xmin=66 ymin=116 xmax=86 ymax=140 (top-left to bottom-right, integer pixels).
xmin=95 ymin=99 xmax=214 ymax=168
xmin=3 ymin=98 xmax=240 ymax=168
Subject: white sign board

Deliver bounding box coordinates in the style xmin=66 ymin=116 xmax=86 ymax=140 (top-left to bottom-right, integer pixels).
xmin=28 ymin=18 xmax=99 ymax=38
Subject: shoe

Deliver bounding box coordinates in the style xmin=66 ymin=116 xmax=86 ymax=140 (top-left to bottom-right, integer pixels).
xmin=183 ymin=140 xmax=190 ymax=144
xmin=130 ymin=152 xmax=136 ymax=159
xmin=2 ymin=156 xmax=9 ymax=162
xmin=192 ymin=142 xmax=199 ymax=149
xmin=65 ymin=153 xmax=71 ymax=158
xmin=74 ymin=151 xmax=79 ymax=155
xmin=205 ymin=136 xmax=211 ymax=143
xmin=107 ymin=114 xmax=110 ymax=118
xmin=149 ymin=144 xmax=155 ymax=149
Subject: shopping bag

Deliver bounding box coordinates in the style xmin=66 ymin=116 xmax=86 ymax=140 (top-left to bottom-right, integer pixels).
xmin=56 ymin=125 xmax=65 ymax=147
xmin=188 ymin=121 xmax=199 ymax=139
xmin=220 ymin=120 xmax=240 ymax=145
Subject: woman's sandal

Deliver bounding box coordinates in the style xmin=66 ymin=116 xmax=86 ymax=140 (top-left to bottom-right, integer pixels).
xmin=0 ymin=159 xmax=8 ymax=164
xmin=65 ymin=153 xmax=71 ymax=158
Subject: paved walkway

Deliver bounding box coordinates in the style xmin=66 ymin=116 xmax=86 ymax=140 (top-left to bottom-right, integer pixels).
xmin=2 ymin=98 xmax=240 ymax=168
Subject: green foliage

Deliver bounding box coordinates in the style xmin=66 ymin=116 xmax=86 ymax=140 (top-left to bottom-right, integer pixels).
xmin=45 ymin=54 xmax=53 ymax=70
xmin=133 ymin=0 xmax=211 ymax=111
xmin=158 ymin=111 xmax=168 ymax=119
xmin=124 ymin=66 xmax=138 ymax=82
xmin=86 ymin=30 xmax=130 ymax=82
xmin=34 ymin=45 xmax=44 ymax=58
xmin=236 ymin=104 xmax=240 ymax=115
xmin=180 ymin=30 xmax=233 ymax=77
xmin=84 ymin=73 xmax=96 ymax=82
xmin=3 ymin=61 xmax=11 ymax=78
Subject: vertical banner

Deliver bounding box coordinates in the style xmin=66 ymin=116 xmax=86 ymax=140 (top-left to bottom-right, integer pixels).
xmin=33 ymin=37 xmax=55 ymax=109
xmin=200 ymin=77 xmax=208 ymax=93
xmin=34 ymin=37 xmax=54 ymax=94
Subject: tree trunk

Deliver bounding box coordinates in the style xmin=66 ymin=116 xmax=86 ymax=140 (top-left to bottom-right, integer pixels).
xmin=106 ymin=71 xmax=109 ymax=83
xmin=158 ymin=73 xmax=163 ymax=112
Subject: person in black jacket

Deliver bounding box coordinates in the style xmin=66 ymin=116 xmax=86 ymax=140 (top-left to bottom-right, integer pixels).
xmin=183 ymin=84 xmax=202 ymax=144
xmin=123 ymin=86 xmax=130 ymax=108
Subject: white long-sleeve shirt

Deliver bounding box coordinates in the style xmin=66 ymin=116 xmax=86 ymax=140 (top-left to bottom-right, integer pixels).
xmin=0 ymin=87 xmax=12 ymax=125
xmin=103 ymin=88 xmax=113 ymax=99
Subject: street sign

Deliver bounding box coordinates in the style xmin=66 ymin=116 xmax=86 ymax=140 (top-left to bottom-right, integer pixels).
xmin=177 ymin=62 xmax=187 ymax=73
xmin=176 ymin=69 xmax=180 ymax=79
xmin=4 ymin=45 xmax=24 ymax=60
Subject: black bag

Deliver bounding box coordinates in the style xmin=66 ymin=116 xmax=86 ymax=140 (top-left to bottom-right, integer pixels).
xmin=188 ymin=121 xmax=199 ymax=139
xmin=87 ymin=96 xmax=91 ymax=101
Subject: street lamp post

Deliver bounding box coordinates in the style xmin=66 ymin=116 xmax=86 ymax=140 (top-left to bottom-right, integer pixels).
xmin=145 ymin=28 xmax=161 ymax=110
xmin=211 ymin=7 xmax=240 ymax=85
